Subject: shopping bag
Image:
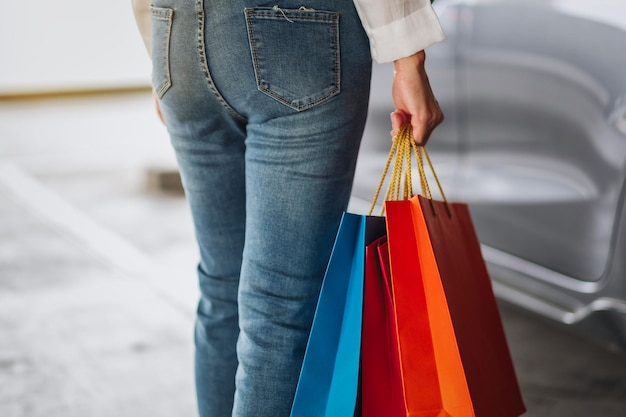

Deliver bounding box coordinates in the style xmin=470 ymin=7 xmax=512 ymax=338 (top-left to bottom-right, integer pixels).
xmin=290 ymin=212 xmax=385 ymax=417
xmin=383 ymin=130 xmax=525 ymax=417
xmin=361 ymin=235 xmax=406 ymax=417
xmin=361 ymin=130 xmax=432 ymax=417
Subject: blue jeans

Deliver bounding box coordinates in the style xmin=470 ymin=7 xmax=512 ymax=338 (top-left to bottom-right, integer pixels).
xmin=150 ymin=1 xmax=371 ymax=416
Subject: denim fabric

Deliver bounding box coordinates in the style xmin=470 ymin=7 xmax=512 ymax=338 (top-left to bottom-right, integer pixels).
xmin=244 ymin=6 xmax=340 ymax=110
xmin=149 ymin=1 xmax=371 ymax=416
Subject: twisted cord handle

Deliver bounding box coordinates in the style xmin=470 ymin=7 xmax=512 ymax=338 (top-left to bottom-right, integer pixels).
xmin=368 ymin=125 xmax=449 ymax=216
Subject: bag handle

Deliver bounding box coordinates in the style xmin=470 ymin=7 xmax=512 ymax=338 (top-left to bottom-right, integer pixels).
xmin=368 ymin=125 xmax=450 ymax=217
xmin=413 ymin=139 xmax=452 ymax=217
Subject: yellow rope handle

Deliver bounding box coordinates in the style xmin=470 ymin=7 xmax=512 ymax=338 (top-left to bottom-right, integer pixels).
xmin=409 ymin=139 xmax=448 ymax=204
xmin=403 ymin=136 xmax=413 ymax=200
xmin=368 ymin=136 xmax=399 ymax=216
xmin=369 ymin=125 xmax=412 ymax=215
xmin=390 ymin=131 xmax=410 ymax=201
xmin=421 ymin=145 xmax=448 ymax=204
xmin=387 ymin=139 xmax=402 ymax=202
xmin=368 ymin=125 xmax=450 ymax=216
xmin=409 ymin=132 xmax=451 ymax=217
xmin=414 ymin=140 xmax=431 ymax=199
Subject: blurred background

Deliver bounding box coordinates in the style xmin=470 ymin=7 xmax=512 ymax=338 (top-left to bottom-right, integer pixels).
xmin=2 ymin=1 xmax=626 ymax=416
xmin=1 ymin=1 xmax=150 ymax=94
xmin=1 ymin=2 xmax=200 ymax=416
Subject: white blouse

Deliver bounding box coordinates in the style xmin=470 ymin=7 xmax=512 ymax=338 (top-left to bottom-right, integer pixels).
xmin=131 ymin=0 xmax=445 ymax=63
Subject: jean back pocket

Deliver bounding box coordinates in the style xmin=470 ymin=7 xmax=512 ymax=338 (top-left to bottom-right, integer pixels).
xmin=244 ymin=7 xmax=340 ymax=111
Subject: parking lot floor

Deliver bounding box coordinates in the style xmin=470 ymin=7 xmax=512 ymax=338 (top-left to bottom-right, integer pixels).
xmin=1 ymin=91 xmax=626 ymax=417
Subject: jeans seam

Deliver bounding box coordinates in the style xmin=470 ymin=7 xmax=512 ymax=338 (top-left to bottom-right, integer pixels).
xmin=195 ymin=0 xmax=247 ymax=123
xmin=328 ymin=14 xmax=341 ymax=110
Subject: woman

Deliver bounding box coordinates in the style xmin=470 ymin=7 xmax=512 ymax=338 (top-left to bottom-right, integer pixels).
xmin=131 ymin=1 xmax=445 ymax=416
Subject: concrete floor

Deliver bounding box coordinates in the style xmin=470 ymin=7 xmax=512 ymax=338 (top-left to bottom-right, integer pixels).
xmin=0 ymin=92 xmax=198 ymax=417
xmin=1 ymin=91 xmax=626 ymax=417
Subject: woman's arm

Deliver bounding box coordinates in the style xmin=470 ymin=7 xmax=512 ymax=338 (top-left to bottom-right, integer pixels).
xmin=352 ymin=0 xmax=445 ymax=144
xmin=391 ymin=51 xmax=443 ymax=145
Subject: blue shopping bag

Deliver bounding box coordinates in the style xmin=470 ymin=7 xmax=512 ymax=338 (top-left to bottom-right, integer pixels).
xmin=290 ymin=212 xmax=385 ymax=417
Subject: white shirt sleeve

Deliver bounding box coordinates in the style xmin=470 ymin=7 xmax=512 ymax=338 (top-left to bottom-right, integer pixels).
xmin=352 ymin=0 xmax=446 ymax=63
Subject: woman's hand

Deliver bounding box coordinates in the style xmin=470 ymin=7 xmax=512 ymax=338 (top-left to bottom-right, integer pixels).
xmin=391 ymin=51 xmax=443 ymax=145
xmin=153 ymin=90 xmax=165 ymax=125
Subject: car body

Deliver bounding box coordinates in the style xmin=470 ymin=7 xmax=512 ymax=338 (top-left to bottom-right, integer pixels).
xmin=351 ymin=0 xmax=626 ymax=351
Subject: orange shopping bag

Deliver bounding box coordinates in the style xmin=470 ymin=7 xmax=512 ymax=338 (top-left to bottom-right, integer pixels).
xmin=369 ymin=126 xmax=526 ymax=417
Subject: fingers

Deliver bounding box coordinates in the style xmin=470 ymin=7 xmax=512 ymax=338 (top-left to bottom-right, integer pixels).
xmin=389 ymin=105 xmax=444 ymax=146
xmin=411 ymin=101 xmax=444 ymax=145
xmin=390 ymin=111 xmax=408 ymax=138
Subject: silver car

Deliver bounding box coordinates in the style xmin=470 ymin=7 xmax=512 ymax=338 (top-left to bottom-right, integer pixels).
xmin=352 ymin=0 xmax=626 ymax=351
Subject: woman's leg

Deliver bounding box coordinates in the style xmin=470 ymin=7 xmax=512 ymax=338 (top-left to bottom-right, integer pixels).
xmin=150 ymin=0 xmax=371 ymax=416
xmin=229 ymin=2 xmax=372 ymax=415
xmin=150 ymin=1 xmax=248 ymax=415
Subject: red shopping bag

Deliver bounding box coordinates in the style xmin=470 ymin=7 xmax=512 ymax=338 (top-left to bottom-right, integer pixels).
xmin=360 ymin=134 xmax=414 ymax=417
xmin=383 ymin=134 xmax=525 ymax=417
xmin=361 ymin=236 xmax=405 ymax=417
